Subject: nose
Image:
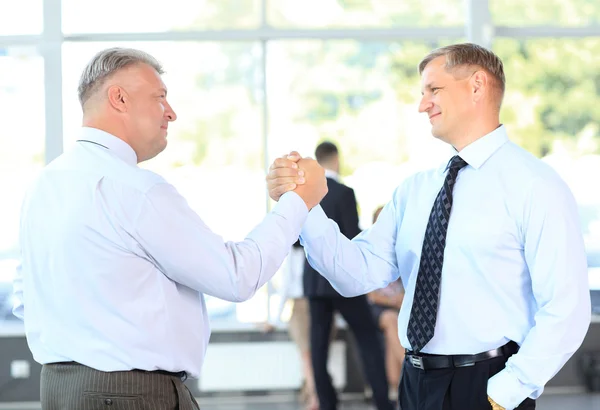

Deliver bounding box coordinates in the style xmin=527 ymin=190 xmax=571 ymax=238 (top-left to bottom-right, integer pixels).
xmin=418 ymin=95 xmax=432 ymax=113
xmin=165 ymin=100 xmax=177 ymax=122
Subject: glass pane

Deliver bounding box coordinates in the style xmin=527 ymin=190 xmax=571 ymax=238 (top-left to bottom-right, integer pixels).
xmin=491 ymin=0 xmax=600 ymax=26
xmin=0 ymin=1 xmax=43 ymax=35
xmin=269 ymin=0 xmax=464 ymax=28
xmin=63 ymin=42 xmax=267 ymax=325
xmin=495 ymin=38 xmax=600 ymax=280
xmin=0 ymin=47 xmax=45 ymax=323
xmin=267 ymin=40 xmax=459 ymax=228
xmin=62 ymin=0 xmax=261 ymax=33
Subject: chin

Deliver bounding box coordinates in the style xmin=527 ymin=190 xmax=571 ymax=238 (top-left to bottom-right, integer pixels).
xmin=430 ymin=122 xmax=445 ymax=136
xmin=430 ymin=128 xmax=450 ymax=144
xmin=157 ymin=140 xmax=168 ymax=154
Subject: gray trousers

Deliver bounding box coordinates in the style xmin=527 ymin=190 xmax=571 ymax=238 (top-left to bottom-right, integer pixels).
xmin=41 ymin=362 xmax=200 ymax=410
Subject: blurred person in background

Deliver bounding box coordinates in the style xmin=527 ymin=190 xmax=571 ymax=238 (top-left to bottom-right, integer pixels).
xmin=367 ymin=206 xmax=405 ymax=398
xmin=262 ymin=241 xmax=319 ymax=410
xmin=301 ymin=142 xmax=393 ymax=410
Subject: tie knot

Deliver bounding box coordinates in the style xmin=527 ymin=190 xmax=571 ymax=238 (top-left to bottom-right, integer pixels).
xmin=447 ymin=155 xmax=468 ymax=173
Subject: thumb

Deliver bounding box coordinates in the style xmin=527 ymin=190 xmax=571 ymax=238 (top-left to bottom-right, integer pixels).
xmin=287 ymin=151 xmax=302 ymax=162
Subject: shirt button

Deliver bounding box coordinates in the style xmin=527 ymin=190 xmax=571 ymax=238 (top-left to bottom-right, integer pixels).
xmin=104 ymin=398 xmax=113 ymax=405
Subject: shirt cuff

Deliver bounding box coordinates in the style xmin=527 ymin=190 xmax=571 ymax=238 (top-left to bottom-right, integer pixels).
xmin=274 ymin=192 xmax=309 ymax=222
xmin=300 ymin=205 xmax=329 ymax=239
xmin=487 ymin=368 xmax=534 ymax=410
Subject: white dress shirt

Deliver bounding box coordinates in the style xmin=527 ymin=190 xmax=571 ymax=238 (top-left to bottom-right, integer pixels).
xmin=297 ymin=126 xmax=591 ymax=409
xmin=14 ymin=127 xmax=308 ymax=378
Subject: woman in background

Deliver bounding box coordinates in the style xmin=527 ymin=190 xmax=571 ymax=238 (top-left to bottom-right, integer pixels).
xmin=263 ymin=242 xmax=319 ymax=410
xmin=367 ymin=206 xmax=405 ymax=397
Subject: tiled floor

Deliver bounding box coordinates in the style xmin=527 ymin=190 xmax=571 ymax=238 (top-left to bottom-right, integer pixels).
xmin=0 ymin=393 xmax=597 ymax=409
xmin=198 ymin=393 xmax=599 ymax=410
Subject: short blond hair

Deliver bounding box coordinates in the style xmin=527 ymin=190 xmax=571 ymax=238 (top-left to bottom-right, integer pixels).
xmin=418 ymin=43 xmax=505 ymax=108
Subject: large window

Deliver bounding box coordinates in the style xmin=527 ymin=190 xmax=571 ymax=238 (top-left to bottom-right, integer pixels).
xmin=491 ymin=0 xmax=600 ymax=26
xmin=269 ymin=0 xmax=465 ymax=27
xmin=496 ymin=38 xmax=600 ymax=268
xmin=1 ymin=0 xmax=599 ymax=330
xmin=61 ymin=0 xmax=261 ymax=33
xmin=0 ymin=46 xmax=45 ymax=321
xmin=0 ymin=2 xmax=43 ymax=35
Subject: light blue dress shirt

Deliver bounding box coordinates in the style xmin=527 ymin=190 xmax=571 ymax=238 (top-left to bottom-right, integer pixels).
xmin=298 ymin=126 xmax=591 ymax=409
xmin=14 ymin=127 xmax=308 ymax=378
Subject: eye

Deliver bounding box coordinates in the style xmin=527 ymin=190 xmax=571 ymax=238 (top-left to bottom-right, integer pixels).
xmin=432 ymin=88 xmax=440 ymax=94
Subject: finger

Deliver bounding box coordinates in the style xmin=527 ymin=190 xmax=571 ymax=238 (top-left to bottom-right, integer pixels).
xmin=287 ymin=151 xmax=302 ymax=162
xmin=267 ymin=168 xmax=303 ymax=179
xmin=270 ymin=157 xmax=299 ymax=171
xmin=267 ymin=177 xmax=305 ymax=190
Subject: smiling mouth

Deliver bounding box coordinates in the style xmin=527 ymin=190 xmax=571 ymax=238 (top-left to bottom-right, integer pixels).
xmin=429 ymin=113 xmax=441 ymax=120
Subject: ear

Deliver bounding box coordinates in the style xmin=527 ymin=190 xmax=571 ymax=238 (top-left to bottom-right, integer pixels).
xmin=470 ymin=70 xmax=489 ymax=102
xmin=470 ymin=70 xmax=488 ymax=103
xmin=107 ymin=85 xmax=128 ymax=113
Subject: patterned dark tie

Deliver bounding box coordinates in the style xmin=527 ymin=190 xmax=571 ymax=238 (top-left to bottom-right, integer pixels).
xmin=406 ymin=155 xmax=468 ymax=353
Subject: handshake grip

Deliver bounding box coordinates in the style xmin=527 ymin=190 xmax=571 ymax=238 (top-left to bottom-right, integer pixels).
xmin=294 ymin=158 xmax=328 ymax=211
xmin=266 ymin=154 xmax=328 ymax=211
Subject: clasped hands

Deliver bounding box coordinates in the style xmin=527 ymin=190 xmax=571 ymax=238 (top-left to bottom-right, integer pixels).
xmin=266 ymin=151 xmax=328 ymax=211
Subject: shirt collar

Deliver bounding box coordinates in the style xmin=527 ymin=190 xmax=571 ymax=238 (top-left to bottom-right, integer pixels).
xmin=78 ymin=127 xmax=138 ymax=166
xmin=324 ymin=169 xmax=339 ymax=181
xmin=452 ymin=125 xmax=509 ymax=171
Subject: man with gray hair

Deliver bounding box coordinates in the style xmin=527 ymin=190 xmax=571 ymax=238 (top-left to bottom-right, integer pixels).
xmin=266 ymin=43 xmax=591 ymax=409
xmin=14 ymin=47 xmax=328 ymax=409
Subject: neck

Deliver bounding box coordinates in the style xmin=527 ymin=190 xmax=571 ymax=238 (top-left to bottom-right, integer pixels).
xmin=449 ymin=114 xmax=500 ymax=152
xmin=82 ymin=116 xmax=140 ymax=162
xmin=320 ymin=159 xmax=338 ymax=173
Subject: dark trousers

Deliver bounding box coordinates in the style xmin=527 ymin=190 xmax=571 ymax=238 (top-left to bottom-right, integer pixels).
xmin=309 ymin=295 xmax=394 ymax=410
xmin=41 ymin=362 xmax=200 ymax=410
xmin=398 ymin=353 xmax=536 ymax=410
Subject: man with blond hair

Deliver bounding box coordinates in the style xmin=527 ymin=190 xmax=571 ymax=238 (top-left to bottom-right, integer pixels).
xmin=15 ymin=47 xmax=328 ymax=409
xmin=266 ymin=43 xmax=591 ymax=410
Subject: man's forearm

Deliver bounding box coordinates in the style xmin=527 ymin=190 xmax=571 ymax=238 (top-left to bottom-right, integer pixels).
xmin=368 ymin=292 xmax=399 ymax=308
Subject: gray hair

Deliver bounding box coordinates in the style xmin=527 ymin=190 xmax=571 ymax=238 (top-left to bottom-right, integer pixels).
xmin=418 ymin=43 xmax=505 ymax=107
xmin=78 ymin=47 xmax=164 ymax=107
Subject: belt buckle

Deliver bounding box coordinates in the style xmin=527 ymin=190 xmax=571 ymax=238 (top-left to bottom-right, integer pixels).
xmin=410 ymin=355 xmax=424 ymax=370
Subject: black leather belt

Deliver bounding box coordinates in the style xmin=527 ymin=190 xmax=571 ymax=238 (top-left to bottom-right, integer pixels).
xmin=406 ymin=341 xmax=519 ymax=371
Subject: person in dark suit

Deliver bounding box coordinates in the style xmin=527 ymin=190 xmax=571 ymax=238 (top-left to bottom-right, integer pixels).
xmin=303 ymin=142 xmax=393 ymax=410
